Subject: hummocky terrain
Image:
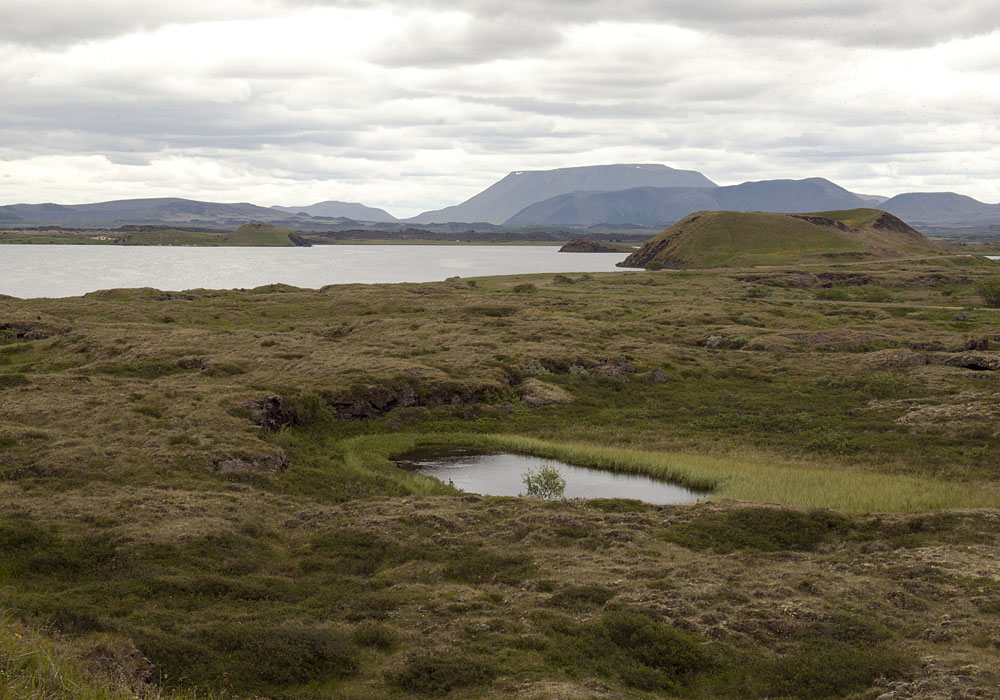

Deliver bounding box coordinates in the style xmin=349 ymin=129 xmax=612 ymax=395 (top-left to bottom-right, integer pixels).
xmin=620 ymin=209 xmax=941 ymax=268
xmin=3 ymin=255 xmax=1000 ymax=699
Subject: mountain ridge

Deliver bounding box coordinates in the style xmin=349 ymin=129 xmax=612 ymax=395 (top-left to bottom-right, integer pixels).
xmin=407 ymin=163 xmax=718 ymax=225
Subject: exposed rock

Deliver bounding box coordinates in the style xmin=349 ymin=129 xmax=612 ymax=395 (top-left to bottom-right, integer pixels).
xmin=639 ymin=368 xmax=669 ymax=382
xmin=175 ymin=356 xmax=212 ymax=371
xmin=814 ymin=272 xmax=875 ymax=288
xmin=211 ymin=451 xmax=289 ymax=474
xmin=964 ymin=335 xmax=1000 ymax=351
xmin=238 ymin=395 xmax=300 ymax=430
xmin=0 ymin=322 xmax=56 ymax=340
xmin=328 ymin=384 xmax=420 ymax=419
xmin=0 ymin=452 xmax=13 ymax=467
xmin=521 ymin=378 xmax=572 ymax=407
xmin=935 ymin=353 xmax=1000 ymax=371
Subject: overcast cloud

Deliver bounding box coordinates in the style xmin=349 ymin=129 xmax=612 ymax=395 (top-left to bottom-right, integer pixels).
xmin=1 ymin=0 xmax=998 ymax=215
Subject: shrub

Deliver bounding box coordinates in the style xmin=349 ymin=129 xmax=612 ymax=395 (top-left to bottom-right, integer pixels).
xmin=547 ymin=584 xmax=616 ymax=610
xmin=442 ymin=548 xmax=534 ymax=585
xmin=521 ymin=464 xmax=566 ymax=499
xmin=511 ymin=283 xmax=537 ymax=294
xmin=975 ymin=277 xmax=1000 ymax=307
xmin=644 ymin=261 xmax=664 ymax=271
xmin=0 ymin=374 xmax=29 ymax=390
xmin=389 ymin=652 xmax=497 ymax=695
xmin=352 ymin=622 xmax=397 ymax=651
xmin=865 ymin=372 xmax=906 ymax=399
xmin=663 ymin=507 xmax=849 ymax=553
xmin=815 ymin=288 xmax=849 ymax=301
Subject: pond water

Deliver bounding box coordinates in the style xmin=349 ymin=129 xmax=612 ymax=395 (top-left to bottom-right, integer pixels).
xmin=394 ymin=448 xmax=707 ymax=505
xmin=0 ymin=244 xmax=629 ymax=299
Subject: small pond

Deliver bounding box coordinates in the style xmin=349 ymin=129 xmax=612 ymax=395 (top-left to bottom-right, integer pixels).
xmin=393 ymin=447 xmax=707 ymax=505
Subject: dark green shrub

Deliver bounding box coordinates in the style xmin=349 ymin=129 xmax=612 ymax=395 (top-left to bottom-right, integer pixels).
xmin=815 ymin=288 xmax=849 ymax=301
xmin=547 ymin=584 xmax=616 ymax=610
xmin=663 ymin=507 xmax=849 ymax=553
xmin=352 ymin=622 xmax=397 ymax=651
xmin=0 ymin=374 xmax=29 ymax=390
xmin=442 ymin=548 xmax=534 ymax=585
xmin=644 ymin=261 xmax=664 ymax=271
xmin=511 ymin=283 xmax=537 ymax=294
xmin=975 ymin=277 xmax=1000 ymax=307
xmin=389 ymin=652 xmax=497 ymax=694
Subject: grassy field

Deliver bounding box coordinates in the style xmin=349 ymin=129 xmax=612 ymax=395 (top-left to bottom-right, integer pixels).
xmin=2 ymin=256 xmax=1000 ymax=698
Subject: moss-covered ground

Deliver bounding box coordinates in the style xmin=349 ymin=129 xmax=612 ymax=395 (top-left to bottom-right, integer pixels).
xmin=1 ymin=256 xmax=1000 ymax=698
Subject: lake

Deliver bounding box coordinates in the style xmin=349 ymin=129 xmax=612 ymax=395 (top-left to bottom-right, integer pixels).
xmin=394 ymin=448 xmax=707 ymax=505
xmin=0 ymin=244 xmax=629 ymax=299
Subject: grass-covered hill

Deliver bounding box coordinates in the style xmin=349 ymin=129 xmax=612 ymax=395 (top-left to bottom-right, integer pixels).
xmin=2 ymin=256 xmax=1000 ymax=698
xmin=621 ymin=209 xmax=941 ymax=269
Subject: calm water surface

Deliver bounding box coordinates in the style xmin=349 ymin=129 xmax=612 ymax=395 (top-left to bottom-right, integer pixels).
xmin=394 ymin=449 xmax=706 ymax=505
xmin=0 ymin=245 xmax=629 ymax=298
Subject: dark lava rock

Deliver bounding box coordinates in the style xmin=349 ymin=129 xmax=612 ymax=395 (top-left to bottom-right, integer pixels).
xmin=239 ymin=395 xmax=300 ymax=430
xmin=937 ymin=353 xmax=1000 ymax=371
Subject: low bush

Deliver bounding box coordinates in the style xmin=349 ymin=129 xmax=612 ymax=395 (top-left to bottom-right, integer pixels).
xmin=388 ymin=652 xmax=497 ymax=695
xmin=546 ymin=584 xmax=616 ymax=610
xmin=975 ymin=277 xmax=1000 ymax=307
xmin=442 ymin=548 xmax=534 ymax=585
xmin=663 ymin=507 xmax=849 ymax=553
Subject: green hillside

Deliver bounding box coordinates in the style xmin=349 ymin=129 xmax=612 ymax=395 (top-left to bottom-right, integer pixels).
xmin=118 ymin=229 xmax=226 ymax=246
xmin=621 ymin=209 xmax=941 ymax=269
xmin=222 ymin=223 xmax=297 ymax=246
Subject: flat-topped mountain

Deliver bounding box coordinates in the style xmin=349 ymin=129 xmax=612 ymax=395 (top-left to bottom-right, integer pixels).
xmin=507 ymin=177 xmax=870 ymax=227
xmin=407 ymin=164 xmax=717 ymax=225
xmin=272 ymin=201 xmax=398 ymax=223
xmin=620 ymin=208 xmax=940 ymax=269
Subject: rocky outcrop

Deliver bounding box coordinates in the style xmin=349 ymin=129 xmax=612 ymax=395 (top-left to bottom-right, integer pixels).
xmin=327 ymin=384 xmax=420 ymax=419
xmin=935 ymin=353 xmax=1000 ymax=371
xmin=0 ymin=322 xmax=55 ymax=340
xmin=238 ymin=395 xmax=301 ymax=430
xmin=211 ymin=450 xmax=289 ymax=474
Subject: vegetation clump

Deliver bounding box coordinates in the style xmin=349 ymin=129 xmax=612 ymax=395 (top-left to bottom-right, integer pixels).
xmin=976 ymin=277 xmax=1000 ymax=307
xmin=521 ymin=463 xmax=566 ymax=499
xmin=663 ymin=507 xmax=850 ymax=553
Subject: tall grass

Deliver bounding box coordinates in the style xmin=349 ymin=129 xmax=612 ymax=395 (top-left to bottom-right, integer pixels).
xmin=343 ymin=433 xmax=1000 ymax=513
xmin=0 ymin=615 xmax=214 ymax=700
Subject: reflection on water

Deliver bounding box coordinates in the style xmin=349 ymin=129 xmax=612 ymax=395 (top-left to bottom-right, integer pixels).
xmin=394 ymin=447 xmax=707 ymax=505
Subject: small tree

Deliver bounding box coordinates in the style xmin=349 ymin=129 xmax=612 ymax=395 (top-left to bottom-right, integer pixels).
xmin=521 ymin=464 xmax=566 ymax=499
xmin=976 ymin=277 xmax=1000 ymax=308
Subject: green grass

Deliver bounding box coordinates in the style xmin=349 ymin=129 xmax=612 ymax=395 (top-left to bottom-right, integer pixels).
xmin=341 ymin=433 xmax=1000 ymax=512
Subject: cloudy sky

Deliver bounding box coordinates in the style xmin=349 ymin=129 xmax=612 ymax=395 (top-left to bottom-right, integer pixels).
xmin=1 ymin=1 xmax=998 ymax=216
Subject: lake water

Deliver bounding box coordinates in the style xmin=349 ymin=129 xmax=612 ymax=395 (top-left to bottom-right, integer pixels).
xmin=0 ymin=245 xmax=629 ymax=299
xmin=394 ymin=448 xmax=706 ymax=504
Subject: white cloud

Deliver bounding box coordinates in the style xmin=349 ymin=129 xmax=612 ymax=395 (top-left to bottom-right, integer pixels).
xmin=0 ymin=2 xmax=998 ymax=216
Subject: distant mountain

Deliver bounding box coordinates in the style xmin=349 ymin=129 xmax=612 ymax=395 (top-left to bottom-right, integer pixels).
xmin=272 ymin=201 xmax=398 ymax=223
xmin=407 ymin=164 xmax=717 ymax=225
xmin=0 ymin=198 xmax=303 ymax=228
xmin=880 ymin=192 xmax=1000 ymax=228
xmin=620 ymin=208 xmax=939 ymax=269
xmin=506 ymin=178 xmax=869 ymax=227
